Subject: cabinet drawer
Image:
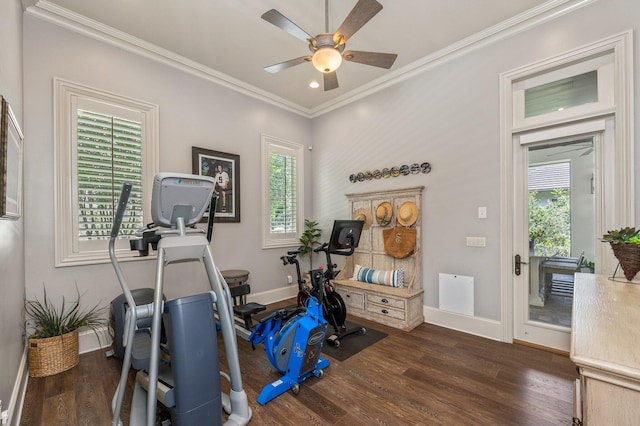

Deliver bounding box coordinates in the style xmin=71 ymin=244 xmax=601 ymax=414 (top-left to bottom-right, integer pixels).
xmin=366 ymin=304 xmax=406 ymax=320
xmin=367 ymin=293 xmax=405 ymax=309
xmin=334 ymin=286 xmax=365 ymax=310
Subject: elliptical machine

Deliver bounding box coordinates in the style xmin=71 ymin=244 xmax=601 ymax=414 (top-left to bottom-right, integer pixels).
xmin=109 ymin=173 xmax=252 ymax=426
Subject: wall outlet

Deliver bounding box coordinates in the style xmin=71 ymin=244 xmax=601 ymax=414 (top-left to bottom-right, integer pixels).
xmin=287 ymin=275 xmax=293 ymax=285
xmin=466 ymin=237 xmax=486 ymax=247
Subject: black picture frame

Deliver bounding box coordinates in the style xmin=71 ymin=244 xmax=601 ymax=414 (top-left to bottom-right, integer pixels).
xmin=0 ymin=96 xmax=23 ymax=219
xmin=192 ymin=146 xmax=240 ymax=223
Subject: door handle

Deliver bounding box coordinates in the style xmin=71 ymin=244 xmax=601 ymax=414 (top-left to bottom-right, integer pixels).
xmin=515 ymin=254 xmax=528 ymax=276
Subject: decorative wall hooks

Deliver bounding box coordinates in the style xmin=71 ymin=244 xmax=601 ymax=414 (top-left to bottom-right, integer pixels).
xmin=349 ymin=162 xmax=431 ymax=183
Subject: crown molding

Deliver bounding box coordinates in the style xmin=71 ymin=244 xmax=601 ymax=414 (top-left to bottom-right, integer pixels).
xmin=25 ymin=0 xmax=314 ymax=118
xmin=26 ymin=0 xmax=597 ymax=119
xmin=308 ymin=0 xmax=598 ymax=117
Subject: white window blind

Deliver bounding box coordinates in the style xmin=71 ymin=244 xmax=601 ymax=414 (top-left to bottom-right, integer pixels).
xmin=269 ymin=151 xmax=297 ymax=234
xmin=261 ymin=134 xmax=304 ymax=248
xmin=55 ymin=79 xmax=158 ymax=266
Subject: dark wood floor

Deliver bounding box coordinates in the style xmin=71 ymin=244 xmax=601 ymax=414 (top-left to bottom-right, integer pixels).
xmin=20 ymin=300 xmax=578 ymax=425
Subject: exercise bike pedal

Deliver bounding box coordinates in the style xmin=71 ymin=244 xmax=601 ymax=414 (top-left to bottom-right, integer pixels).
xmin=326 ymin=334 xmax=340 ymax=347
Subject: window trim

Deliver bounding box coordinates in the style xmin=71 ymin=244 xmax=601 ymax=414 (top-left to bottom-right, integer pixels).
xmin=261 ymin=133 xmax=304 ymax=249
xmin=54 ymin=78 xmax=159 ymax=266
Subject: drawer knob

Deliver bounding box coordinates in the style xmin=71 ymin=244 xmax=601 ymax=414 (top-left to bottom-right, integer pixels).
xmin=382 ymin=309 xmax=388 ymax=314
xmin=381 ymin=298 xmax=389 ymax=304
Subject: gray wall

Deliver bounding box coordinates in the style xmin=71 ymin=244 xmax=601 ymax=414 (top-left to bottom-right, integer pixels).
xmin=0 ymin=0 xmax=25 ymax=420
xmin=311 ymin=0 xmax=640 ymax=321
xmin=22 ymin=15 xmax=313 ymax=314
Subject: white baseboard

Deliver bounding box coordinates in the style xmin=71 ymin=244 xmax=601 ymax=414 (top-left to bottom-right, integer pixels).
xmin=77 ymin=285 xmax=299 ymax=354
xmin=79 ymin=327 xmax=113 ymax=354
xmin=424 ymin=305 xmax=503 ymax=341
xmin=246 ymin=285 xmax=298 ymax=306
xmin=7 ymin=346 xmax=28 ymax=426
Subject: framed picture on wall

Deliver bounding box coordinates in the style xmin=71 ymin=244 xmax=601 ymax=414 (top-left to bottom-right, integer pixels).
xmin=192 ymin=146 xmax=240 ymax=223
xmin=0 ymin=96 xmax=24 ymax=219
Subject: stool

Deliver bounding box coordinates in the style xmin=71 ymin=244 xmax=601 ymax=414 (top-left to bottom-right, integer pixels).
xmin=221 ymin=269 xmax=250 ymax=305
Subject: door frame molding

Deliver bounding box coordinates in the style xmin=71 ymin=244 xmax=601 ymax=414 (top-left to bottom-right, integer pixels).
xmin=499 ymin=31 xmax=634 ymax=343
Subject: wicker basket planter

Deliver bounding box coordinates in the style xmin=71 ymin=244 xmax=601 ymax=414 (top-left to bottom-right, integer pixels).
xmin=28 ymin=329 xmax=79 ymax=377
xmin=610 ymin=242 xmax=640 ymax=281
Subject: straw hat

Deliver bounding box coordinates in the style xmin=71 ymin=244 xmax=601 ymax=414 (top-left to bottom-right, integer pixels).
xmin=352 ymin=208 xmax=372 ymax=230
xmin=397 ymin=201 xmax=419 ymax=227
xmin=375 ymin=202 xmax=393 ymax=226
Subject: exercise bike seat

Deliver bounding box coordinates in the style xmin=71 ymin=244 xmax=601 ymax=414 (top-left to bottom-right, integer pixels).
xmin=230 ymin=283 xmax=266 ymax=329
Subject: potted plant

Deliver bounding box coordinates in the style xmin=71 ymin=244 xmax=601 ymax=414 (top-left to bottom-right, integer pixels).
xmin=25 ymin=284 xmax=107 ymax=377
xmin=298 ymin=219 xmax=322 ymax=271
xmin=602 ymin=227 xmax=640 ymax=280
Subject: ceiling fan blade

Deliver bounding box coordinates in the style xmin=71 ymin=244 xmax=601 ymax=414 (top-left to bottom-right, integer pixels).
xmin=335 ymin=0 xmax=383 ymax=42
xmin=264 ymin=56 xmax=311 ymax=74
xmin=261 ymin=9 xmax=312 ymax=43
xmin=343 ymin=50 xmax=397 ymax=69
xmin=324 ymin=71 xmax=339 ymax=91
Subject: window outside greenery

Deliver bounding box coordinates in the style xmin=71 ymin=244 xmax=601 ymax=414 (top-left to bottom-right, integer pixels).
xmin=529 ymin=188 xmax=571 ymax=256
xmin=269 ymin=152 xmax=297 ymax=234
xmin=261 ymin=134 xmax=303 ymax=249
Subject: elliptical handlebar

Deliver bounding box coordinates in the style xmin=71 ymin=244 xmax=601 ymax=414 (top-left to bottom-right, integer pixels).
xmin=110 ymin=183 xmax=132 ymax=241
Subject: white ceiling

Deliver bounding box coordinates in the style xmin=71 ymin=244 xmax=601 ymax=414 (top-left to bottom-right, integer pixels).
xmin=27 ymin=0 xmax=564 ymax=115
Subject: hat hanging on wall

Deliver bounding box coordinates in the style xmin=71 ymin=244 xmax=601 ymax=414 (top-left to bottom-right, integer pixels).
xmin=352 ymin=208 xmax=372 ymax=230
xmin=397 ymin=201 xmax=419 ymax=227
xmin=375 ymin=202 xmax=393 ymax=227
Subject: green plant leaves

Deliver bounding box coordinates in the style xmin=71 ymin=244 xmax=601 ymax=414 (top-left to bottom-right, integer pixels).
xmin=25 ymin=284 xmax=107 ymax=340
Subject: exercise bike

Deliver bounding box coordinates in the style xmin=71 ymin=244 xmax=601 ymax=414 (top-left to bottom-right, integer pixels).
xmin=109 ymin=173 xmax=252 ymax=426
xmin=247 ymin=266 xmax=330 ymax=405
xmin=305 ymin=220 xmax=366 ymax=348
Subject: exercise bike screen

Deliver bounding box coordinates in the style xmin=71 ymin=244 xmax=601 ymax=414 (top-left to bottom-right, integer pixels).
xmin=328 ymin=220 xmax=364 ymax=252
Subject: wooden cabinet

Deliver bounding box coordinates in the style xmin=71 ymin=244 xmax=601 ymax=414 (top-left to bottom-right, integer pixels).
xmin=333 ymin=186 xmax=424 ymax=331
xmin=333 ymin=279 xmax=424 ymax=331
xmin=571 ymin=273 xmax=640 ymax=425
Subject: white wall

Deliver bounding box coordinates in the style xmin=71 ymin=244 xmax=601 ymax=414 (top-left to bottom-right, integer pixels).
xmin=0 ymin=0 xmax=26 ymax=422
xmin=312 ymin=0 xmax=640 ymax=322
xmin=22 ymin=16 xmax=312 ymax=315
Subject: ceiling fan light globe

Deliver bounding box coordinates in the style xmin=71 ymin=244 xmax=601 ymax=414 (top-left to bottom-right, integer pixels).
xmin=312 ymin=47 xmax=342 ymax=73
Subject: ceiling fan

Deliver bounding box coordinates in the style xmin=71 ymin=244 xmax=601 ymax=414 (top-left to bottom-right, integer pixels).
xmin=261 ymin=0 xmax=398 ymax=91
xmin=546 ymin=142 xmax=594 ymax=157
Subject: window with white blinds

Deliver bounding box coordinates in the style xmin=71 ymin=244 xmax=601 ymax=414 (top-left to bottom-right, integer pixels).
xmin=261 ymin=134 xmax=304 ymax=248
xmin=76 ymin=109 xmax=144 ymax=241
xmin=55 ymin=79 xmax=158 ymax=266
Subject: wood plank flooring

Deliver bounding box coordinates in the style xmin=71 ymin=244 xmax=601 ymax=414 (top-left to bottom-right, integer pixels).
xmin=20 ymin=301 xmax=578 ymax=425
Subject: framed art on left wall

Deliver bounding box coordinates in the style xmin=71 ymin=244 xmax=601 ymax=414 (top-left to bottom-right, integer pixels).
xmin=0 ymin=96 xmax=24 ymax=219
xmin=192 ymin=146 xmax=240 ymax=223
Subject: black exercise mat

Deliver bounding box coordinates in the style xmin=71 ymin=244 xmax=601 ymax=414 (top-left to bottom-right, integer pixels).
xmin=321 ymin=321 xmax=387 ymax=361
